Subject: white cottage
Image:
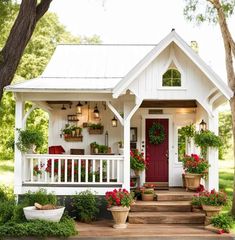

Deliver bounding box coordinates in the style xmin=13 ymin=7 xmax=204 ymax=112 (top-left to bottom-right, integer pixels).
xmin=5 ymin=30 xmax=233 ymax=196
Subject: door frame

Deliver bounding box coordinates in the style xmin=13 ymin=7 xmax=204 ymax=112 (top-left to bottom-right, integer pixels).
xmin=141 ymin=114 xmax=173 ymax=186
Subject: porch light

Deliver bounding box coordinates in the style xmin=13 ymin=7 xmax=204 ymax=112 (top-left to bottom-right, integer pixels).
xmin=93 ymin=104 xmax=100 ymax=119
xmin=199 ymin=119 xmax=207 ymax=132
xmin=111 ymin=116 xmax=118 ymax=127
xmin=61 ymin=104 xmax=66 ymax=110
xmin=76 ymin=101 xmax=83 ymax=115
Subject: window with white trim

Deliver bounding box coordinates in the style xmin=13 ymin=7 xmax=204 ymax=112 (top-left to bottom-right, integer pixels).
xmin=162 ymin=68 xmax=181 ymax=87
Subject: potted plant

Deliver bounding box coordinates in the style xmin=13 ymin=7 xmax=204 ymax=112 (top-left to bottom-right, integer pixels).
xmin=24 ymin=202 xmax=65 ymax=222
xmin=61 ymin=124 xmax=73 ymax=138
xmin=118 ymin=141 xmax=124 ymax=155
xmin=191 ymin=194 xmax=203 ymax=212
xmin=182 ymin=154 xmax=210 ymax=191
xmin=62 ymin=124 xmax=83 ymax=141
xmin=105 ymin=188 xmax=134 ymax=229
xmin=199 ymin=189 xmax=227 ymax=217
xmin=88 ymin=123 xmax=104 ymax=134
xmin=194 ymin=130 xmax=222 ymax=159
xmin=16 ymin=128 xmax=44 ymax=153
xmin=90 ymin=142 xmax=99 ymax=154
xmin=130 ymin=149 xmax=148 ymax=176
xmin=141 ymin=188 xmax=155 ymax=201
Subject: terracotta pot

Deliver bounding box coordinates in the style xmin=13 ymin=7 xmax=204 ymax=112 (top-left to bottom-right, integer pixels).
xmin=202 ymin=205 xmax=222 ymax=217
xmin=108 ymin=206 xmax=130 ymax=229
xmin=184 ymin=173 xmax=202 ymax=191
xmin=141 ymin=193 xmax=154 ymax=201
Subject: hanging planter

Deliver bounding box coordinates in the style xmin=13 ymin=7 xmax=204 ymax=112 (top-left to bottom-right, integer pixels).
xmin=88 ymin=123 xmax=104 ymax=134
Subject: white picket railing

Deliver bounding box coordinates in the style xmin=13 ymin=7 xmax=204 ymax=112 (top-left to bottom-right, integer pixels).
xmin=23 ymin=154 xmax=124 ymax=185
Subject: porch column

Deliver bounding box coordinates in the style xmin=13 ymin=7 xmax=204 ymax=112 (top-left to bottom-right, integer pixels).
xmin=123 ymin=98 xmax=142 ymax=191
xmin=207 ymin=111 xmax=219 ymax=191
xmin=14 ymin=94 xmax=25 ymax=195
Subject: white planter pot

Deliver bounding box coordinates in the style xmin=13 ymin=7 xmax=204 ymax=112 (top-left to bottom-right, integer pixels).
xmin=118 ymin=148 xmax=124 ymax=155
xmin=23 ymin=206 xmax=65 ymax=222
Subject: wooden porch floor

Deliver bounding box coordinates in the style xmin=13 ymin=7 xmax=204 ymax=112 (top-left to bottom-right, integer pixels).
xmin=75 ymin=220 xmax=234 ymax=239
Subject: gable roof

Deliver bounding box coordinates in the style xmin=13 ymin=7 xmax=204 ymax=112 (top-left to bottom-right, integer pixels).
xmin=5 ymin=44 xmax=155 ymax=92
xmin=5 ymin=31 xmax=233 ymax=100
xmin=112 ymin=30 xmax=233 ymax=99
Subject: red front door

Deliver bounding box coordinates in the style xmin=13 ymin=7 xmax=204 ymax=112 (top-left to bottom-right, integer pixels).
xmin=145 ymin=118 xmax=169 ymax=182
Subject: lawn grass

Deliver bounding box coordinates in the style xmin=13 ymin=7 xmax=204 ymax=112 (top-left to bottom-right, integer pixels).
xmin=0 ymin=160 xmax=14 ymax=186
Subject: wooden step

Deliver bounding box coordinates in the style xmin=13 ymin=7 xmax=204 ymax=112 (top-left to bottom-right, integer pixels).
xmin=131 ymin=201 xmax=192 ymax=212
xmin=128 ymin=212 xmax=205 ymax=224
xmin=156 ymin=191 xmax=195 ymax=201
xmin=145 ymin=182 xmax=169 ymax=190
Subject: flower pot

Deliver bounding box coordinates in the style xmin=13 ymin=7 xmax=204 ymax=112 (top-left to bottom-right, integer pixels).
xmin=75 ymin=128 xmax=81 ymax=136
xmin=108 ymin=206 xmax=130 ymax=229
xmin=23 ymin=206 xmax=65 ymax=222
xmin=202 ymin=205 xmax=222 ymax=217
xmin=141 ymin=193 xmax=154 ymax=201
xmin=192 ymin=205 xmax=203 ymax=213
xmin=184 ymin=173 xmax=202 ymax=191
xmin=134 ymin=170 xmax=142 ymax=176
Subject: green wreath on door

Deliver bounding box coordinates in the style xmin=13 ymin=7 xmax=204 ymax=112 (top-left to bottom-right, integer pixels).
xmin=149 ymin=122 xmax=165 ymax=144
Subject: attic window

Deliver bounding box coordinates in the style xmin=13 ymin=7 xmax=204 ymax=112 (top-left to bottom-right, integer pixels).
xmin=162 ymin=68 xmax=181 ymax=87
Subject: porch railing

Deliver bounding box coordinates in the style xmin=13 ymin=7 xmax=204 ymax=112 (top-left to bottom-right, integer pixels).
xmin=23 ymin=154 xmax=124 ymax=185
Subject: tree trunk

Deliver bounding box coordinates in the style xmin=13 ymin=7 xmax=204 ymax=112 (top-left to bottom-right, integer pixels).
xmin=0 ymin=0 xmax=52 ymax=100
xmin=230 ymin=96 xmax=235 ymax=215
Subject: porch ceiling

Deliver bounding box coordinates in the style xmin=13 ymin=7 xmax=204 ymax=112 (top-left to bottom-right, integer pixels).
xmin=140 ymin=100 xmax=197 ymax=108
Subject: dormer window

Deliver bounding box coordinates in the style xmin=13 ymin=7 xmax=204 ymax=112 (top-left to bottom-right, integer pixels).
xmin=162 ymin=68 xmax=181 ymax=87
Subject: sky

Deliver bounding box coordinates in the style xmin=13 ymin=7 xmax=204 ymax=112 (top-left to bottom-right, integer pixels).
xmin=49 ymin=0 xmax=235 ymax=81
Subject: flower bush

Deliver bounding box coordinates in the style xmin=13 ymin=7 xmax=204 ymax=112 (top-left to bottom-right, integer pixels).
xmin=130 ymin=149 xmax=148 ymax=171
xmin=105 ymin=189 xmax=134 ymax=208
xmin=199 ymin=189 xmax=227 ymax=206
xmin=182 ymin=154 xmax=210 ymax=177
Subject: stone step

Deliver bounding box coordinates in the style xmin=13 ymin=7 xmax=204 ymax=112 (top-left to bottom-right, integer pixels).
xmin=156 ymin=191 xmax=195 ymax=201
xmin=131 ymin=201 xmax=192 ymax=212
xmin=128 ymin=212 xmax=205 ymax=224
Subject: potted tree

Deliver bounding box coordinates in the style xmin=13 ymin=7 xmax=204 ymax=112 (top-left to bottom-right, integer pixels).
xmin=182 ymin=154 xmax=210 ymax=191
xmin=105 ymin=188 xmax=134 ymax=229
xmin=130 ymin=149 xmax=148 ymax=176
xmin=16 ymin=128 xmax=44 ymax=153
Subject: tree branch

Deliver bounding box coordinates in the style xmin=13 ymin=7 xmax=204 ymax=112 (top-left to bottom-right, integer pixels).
xmin=36 ymin=0 xmax=53 ymax=22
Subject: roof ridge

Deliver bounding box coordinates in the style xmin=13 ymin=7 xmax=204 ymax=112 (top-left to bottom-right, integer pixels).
xmin=57 ymin=43 xmax=157 ymax=46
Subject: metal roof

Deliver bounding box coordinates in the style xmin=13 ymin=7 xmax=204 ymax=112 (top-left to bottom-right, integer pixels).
xmin=6 ymin=44 xmax=155 ymax=92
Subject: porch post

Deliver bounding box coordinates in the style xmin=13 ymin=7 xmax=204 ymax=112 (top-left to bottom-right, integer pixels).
xmin=123 ymin=100 xmax=131 ymax=191
xmin=14 ymin=93 xmax=25 ymax=195
xmin=207 ymin=111 xmax=219 ymax=191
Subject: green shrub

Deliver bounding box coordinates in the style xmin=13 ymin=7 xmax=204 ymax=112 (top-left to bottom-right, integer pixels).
xmin=0 ymin=217 xmax=77 ymax=238
xmin=71 ymin=190 xmax=99 ymax=223
xmin=0 ymin=200 xmax=16 ymax=224
xmin=21 ymin=188 xmax=57 ymax=206
xmin=0 ymin=185 xmax=14 ymax=202
xmin=191 ymin=196 xmax=201 ymax=206
xmin=211 ymin=213 xmax=234 ymax=232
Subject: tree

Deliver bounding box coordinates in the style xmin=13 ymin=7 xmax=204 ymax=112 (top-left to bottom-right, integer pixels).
xmin=0 ymin=0 xmax=53 ymax=100
xmin=184 ymin=0 xmax=235 ymax=214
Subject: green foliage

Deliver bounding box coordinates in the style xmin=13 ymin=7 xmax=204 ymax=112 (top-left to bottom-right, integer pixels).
xmin=0 ymin=185 xmax=13 ymax=202
xmin=16 ymin=128 xmax=44 ymax=153
xmin=130 ymin=149 xmax=147 ymax=171
xmin=71 ymin=190 xmax=99 ymax=223
xmin=184 ymin=0 xmax=235 ymax=24
xmin=89 ymin=123 xmax=103 ymax=129
xmin=22 ymin=188 xmax=57 ymax=206
xmin=0 ymin=217 xmax=77 ymax=238
xmin=191 ymin=195 xmax=201 ymax=206
xmin=211 ymin=213 xmax=234 ymax=232
xmin=0 ymin=9 xmax=101 ymax=160
xmin=219 ymin=111 xmax=233 ymax=159
xmin=143 ymin=190 xmax=154 ymax=194
xmin=199 ymin=190 xmax=228 ymax=206
xmin=194 ymin=130 xmax=222 ymax=159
